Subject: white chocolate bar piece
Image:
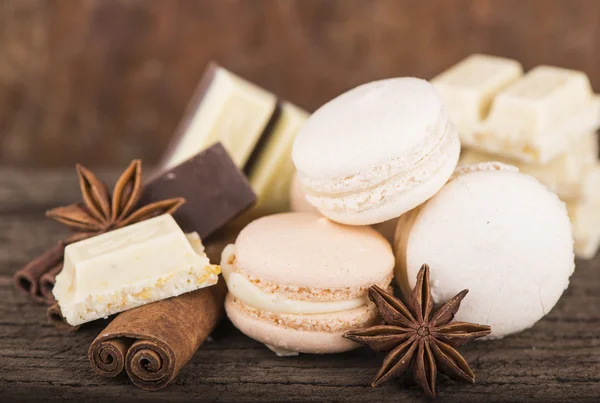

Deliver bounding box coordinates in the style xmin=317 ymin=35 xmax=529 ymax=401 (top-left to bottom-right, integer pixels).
xmin=570 ymin=201 xmax=600 ymax=259
xmin=460 ymin=132 xmax=599 ymax=201
xmin=162 ymin=64 xmax=277 ymax=170
xmin=432 ymin=54 xmax=523 ymax=135
xmin=249 ymin=102 xmax=309 ymax=213
xmin=434 ymin=55 xmax=600 ymax=164
xmin=53 ymin=215 xmax=220 ymax=326
xmin=158 ymin=63 xmax=310 ymax=215
xmin=568 ymin=168 xmax=600 ymax=259
xmin=475 ymin=66 xmax=600 ymax=163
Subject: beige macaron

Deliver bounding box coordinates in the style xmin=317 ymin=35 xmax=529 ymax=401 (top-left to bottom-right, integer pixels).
xmin=222 ymin=212 xmax=394 ymax=355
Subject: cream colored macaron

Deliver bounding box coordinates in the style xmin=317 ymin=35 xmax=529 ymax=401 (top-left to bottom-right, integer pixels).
xmin=394 ymin=162 xmax=575 ymax=338
xmin=292 ymin=78 xmax=460 ymax=225
xmin=222 ymin=212 xmax=394 ymax=355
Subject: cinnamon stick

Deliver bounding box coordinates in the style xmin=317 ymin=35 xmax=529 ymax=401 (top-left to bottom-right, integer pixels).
xmin=13 ymin=241 xmax=65 ymax=304
xmin=88 ymin=280 xmax=227 ymax=391
xmin=40 ymin=263 xmax=63 ymax=303
xmin=15 ymin=232 xmax=89 ymax=305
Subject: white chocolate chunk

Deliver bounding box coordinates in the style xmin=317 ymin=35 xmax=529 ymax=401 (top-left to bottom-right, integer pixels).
xmin=570 ymin=200 xmax=600 ymax=259
xmin=163 ymin=65 xmax=276 ymax=170
xmin=486 ymin=66 xmax=591 ymax=132
xmin=53 ymin=215 xmax=220 ymax=326
xmin=473 ymin=66 xmax=600 ymax=163
xmin=460 ymin=132 xmax=599 ymax=201
xmin=434 ymin=54 xmax=600 ymax=164
xmin=250 ymin=102 xmax=309 ymax=214
xmin=432 ymin=54 xmax=523 ymax=133
xmin=568 ymin=166 xmax=600 ymax=259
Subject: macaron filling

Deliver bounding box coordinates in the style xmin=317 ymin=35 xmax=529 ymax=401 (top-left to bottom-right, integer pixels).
xmin=221 ymin=244 xmax=379 ymax=315
xmin=226 ymin=293 xmax=380 ymax=332
xmin=302 ymin=120 xmax=459 ymax=214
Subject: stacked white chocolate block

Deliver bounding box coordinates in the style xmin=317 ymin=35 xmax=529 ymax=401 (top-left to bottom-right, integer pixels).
xmin=161 ymin=64 xmax=309 ymax=214
xmin=433 ymin=54 xmax=600 ymax=259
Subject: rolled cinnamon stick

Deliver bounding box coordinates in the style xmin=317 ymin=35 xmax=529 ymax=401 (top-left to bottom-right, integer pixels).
xmin=90 ymin=338 xmax=131 ymax=377
xmin=88 ymin=279 xmax=227 ymax=391
xmin=40 ymin=263 xmax=63 ymax=303
xmin=13 ymin=241 xmax=65 ymax=304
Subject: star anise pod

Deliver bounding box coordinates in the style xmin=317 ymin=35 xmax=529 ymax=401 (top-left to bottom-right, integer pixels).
xmin=344 ymin=264 xmax=491 ymax=399
xmin=46 ymin=159 xmax=184 ymax=235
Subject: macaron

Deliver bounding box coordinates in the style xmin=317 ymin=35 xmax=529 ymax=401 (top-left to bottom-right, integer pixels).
xmin=222 ymin=212 xmax=394 ymax=355
xmin=292 ymin=78 xmax=460 ymax=225
xmin=394 ymin=162 xmax=575 ymax=338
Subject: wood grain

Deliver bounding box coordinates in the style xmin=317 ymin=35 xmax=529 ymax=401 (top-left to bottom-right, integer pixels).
xmin=1 ymin=168 xmax=600 ymax=402
xmin=1 ymin=0 xmax=599 ymax=168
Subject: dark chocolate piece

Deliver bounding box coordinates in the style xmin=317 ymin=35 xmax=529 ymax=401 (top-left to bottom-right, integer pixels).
xmin=140 ymin=143 xmax=256 ymax=238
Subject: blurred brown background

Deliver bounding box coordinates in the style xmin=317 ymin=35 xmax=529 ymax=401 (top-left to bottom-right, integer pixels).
xmin=1 ymin=0 xmax=599 ymax=168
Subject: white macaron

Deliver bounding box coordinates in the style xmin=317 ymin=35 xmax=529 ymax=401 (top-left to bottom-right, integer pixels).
xmin=394 ymin=162 xmax=575 ymax=338
xmin=292 ymin=78 xmax=460 ymax=225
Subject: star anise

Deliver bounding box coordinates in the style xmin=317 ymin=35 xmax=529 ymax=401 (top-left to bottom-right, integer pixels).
xmin=344 ymin=264 xmax=491 ymax=399
xmin=46 ymin=159 xmax=184 ymax=235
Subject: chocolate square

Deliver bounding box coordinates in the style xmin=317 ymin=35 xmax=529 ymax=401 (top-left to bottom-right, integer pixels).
xmin=141 ymin=143 xmax=256 ymax=239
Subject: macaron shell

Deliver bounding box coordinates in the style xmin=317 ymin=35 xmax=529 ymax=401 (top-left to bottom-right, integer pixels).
xmin=317 ymin=137 xmax=460 ymax=225
xmin=235 ymin=212 xmax=394 ymax=289
xmin=292 ymin=78 xmax=445 ymax=179
xmin=398 ymin=168 xmax=574 ymax=338
xmin=225 ymin=294 xmax=379 ymax=354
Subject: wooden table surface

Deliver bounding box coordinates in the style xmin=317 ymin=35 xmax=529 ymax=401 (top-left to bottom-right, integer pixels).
xmin=1 ymin=168 xmax=600 ymax=402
